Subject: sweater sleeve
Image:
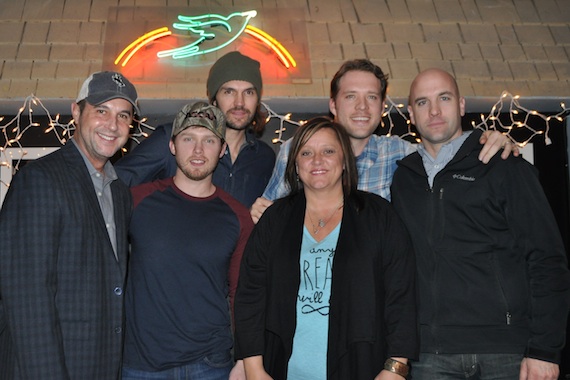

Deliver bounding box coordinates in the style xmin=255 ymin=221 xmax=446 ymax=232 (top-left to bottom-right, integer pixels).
xmin=115 ymin=123 xmax=176 ymax=187
xmin=233 ymin=208 xmax=274 ymax=359
xmin=378 ymin=201 xmax=420 ymax=361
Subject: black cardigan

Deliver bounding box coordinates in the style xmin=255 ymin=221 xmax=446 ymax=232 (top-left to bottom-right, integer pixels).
xmin=234 ymin=190 xmax=418 ymax=379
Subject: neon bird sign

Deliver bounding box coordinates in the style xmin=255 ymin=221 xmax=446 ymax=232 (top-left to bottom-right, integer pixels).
xmin=157 ymin=10 xmax=257 ymax=60
xmin=115 ymin=10 xmax=297 ymax=69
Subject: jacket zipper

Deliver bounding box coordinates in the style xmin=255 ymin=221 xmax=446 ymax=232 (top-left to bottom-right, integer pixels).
xmin=430 ymin=185 xmax=445 ymax=352
xmin=491 ymin=253 xmax=512 ymax=325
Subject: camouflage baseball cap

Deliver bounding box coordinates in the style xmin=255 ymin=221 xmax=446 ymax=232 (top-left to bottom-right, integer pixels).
xmin=172 ymin=102 xmax=226 ymax=140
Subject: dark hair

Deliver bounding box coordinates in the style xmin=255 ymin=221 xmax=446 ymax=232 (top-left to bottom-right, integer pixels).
xmin=77 ymin=99 xmax=87 ymax=113
xmin=330 ymin=59 xmax=389 ymax=102
xmin=285 ymin=116 xmax=358 ymax=197
xmin=250 ymin=103 xmax=268 ymax=135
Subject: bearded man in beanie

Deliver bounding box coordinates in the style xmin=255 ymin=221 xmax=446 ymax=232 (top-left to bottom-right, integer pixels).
xmin=121 ymin=102 xmax=253 ymax=380
xmin=115 ymin=51 xmax=275 ymax=209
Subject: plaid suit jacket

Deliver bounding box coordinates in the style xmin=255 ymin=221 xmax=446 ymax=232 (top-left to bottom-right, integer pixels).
xmin=0 ymin=142 xmax=132 ymax=379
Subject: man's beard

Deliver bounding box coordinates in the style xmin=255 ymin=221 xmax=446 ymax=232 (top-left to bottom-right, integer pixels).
xmin=225 ymin=107 xmax=255 ymax=131
xmin=176 ymin=157 xmax=216 ymax=182
xmin=179 ymin=166 xmax=212 ymax=181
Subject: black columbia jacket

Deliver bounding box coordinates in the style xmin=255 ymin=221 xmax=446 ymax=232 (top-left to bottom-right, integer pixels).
xmin=391 ymin=129 xmax=570 ymax=363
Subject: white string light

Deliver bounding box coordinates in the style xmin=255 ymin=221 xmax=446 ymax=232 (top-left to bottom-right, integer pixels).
xmin=262 ymin=101 xmax=304 ymax=144
xmin=382 ymin=96 xmax=417 ymax=141
xmin=471 ymin=91 xmax=569 ymax=147
xmin=1 ymin=93 xmax=568 ymax=193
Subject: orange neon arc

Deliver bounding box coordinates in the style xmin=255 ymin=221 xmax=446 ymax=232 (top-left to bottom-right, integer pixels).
xmin=115 ymin=27 xmax=173 ymax=67
xmin=244 ymin=25 xmax=296 ymax=68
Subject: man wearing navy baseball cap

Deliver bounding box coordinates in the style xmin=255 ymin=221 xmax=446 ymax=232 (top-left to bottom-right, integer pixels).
xmin=0 ymin=71 xmax=138 ymax=379
xmin=77 ymin=71 xmax=140 ymax=115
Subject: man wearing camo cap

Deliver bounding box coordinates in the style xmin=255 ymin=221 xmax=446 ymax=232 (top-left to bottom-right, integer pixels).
xmin=122 ymin=102 xmax=254 ymax=379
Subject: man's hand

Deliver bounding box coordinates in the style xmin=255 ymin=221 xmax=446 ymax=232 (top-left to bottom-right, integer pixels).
xmin=250 ymin=197 xmax=273 ymax=224
xmin=479 ymin=130 xmax=519 ymax=163
xmin=519 ymin=357 xmax=559 ymax=380
xmin=229 ymin=359 xmax=245 ymax=380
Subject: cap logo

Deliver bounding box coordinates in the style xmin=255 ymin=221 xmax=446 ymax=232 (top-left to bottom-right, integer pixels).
xmin=184 ymin=110 xmax=217 ymax=122
xmin=112 ymin=73 xmax=126 ymax=88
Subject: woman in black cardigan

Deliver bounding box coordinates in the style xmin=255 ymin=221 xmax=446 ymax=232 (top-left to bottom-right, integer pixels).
xmin=234 ymin=117 xmax=418 ymax=380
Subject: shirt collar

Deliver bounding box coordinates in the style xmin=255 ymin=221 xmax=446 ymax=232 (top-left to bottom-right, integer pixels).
xmin=417 ymin=130 xmax=472 ymax=163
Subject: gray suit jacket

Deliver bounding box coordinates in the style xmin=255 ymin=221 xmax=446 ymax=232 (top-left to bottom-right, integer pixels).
xmin=0 ymin=142 xmax=131 ymax=379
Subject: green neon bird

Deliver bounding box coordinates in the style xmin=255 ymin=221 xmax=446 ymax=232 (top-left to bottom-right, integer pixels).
xmin=157 ymin=10 xmax=257 ymax=59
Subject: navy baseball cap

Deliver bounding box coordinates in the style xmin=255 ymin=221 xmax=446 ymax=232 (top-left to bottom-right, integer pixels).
xmin=76 ymin=71 xmax=140 ymax=115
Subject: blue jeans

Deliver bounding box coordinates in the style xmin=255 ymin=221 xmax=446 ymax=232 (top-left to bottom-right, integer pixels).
xmin=122 ymin=351 xmax=233 ymax=380
xmin=411 ymin=353 xmax=523 ymax=380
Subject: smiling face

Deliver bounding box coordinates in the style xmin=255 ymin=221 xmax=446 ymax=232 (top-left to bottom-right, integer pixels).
xmin=408 ymin=69 xmax=466 ymax=157
xmin=213 ymin=80 xmax=259 ymax=131
xmin=295 ymin=128 xmax=345 ymax=193
xmin=71 ymin=98 xmax=133 ymax=171
xmin=329 ymin=70 xmax=385 ymax=144
xmin=169 ymin=126 xmax=226 ymax=182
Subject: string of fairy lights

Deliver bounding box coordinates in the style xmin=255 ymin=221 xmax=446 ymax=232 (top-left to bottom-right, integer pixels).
xmin=266 ymin=95 xmax=569 ymax=145
xmin=0 ymin=93 xmax=568 ymax=193
xmin=471 ymin=92 xmax=568 ymax=146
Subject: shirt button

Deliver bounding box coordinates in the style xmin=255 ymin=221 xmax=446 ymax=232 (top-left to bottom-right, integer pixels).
xmin=114 ymin=287 xmax=123 ymax=296
xmin=114 ymin=327 xmax=122 ymax=334
xmin=97 ymin=192 xmax=102 ymax=197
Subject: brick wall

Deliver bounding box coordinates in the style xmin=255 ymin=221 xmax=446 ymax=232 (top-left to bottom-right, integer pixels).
xmin=0 ymin=0 xmax=568 ymax=104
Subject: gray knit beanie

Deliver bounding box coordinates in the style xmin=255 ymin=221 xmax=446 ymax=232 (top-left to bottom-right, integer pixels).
xmin=206 ymin=51 xmax=262 ymax=102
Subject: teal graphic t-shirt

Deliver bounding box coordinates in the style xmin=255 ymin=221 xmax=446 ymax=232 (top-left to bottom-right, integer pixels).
xmin=287 ymin=223 xmax=341 ymax=380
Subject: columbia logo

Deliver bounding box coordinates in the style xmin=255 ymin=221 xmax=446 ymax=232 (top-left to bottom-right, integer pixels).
xmin=452 ymin=174 xmax=475 ymax=182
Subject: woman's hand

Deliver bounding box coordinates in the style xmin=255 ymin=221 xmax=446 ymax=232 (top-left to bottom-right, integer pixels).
xmin=375 ymin=357 xmax=409 ymax=380
xmin=243 ymin=356 xmax=273 ymax=380
xmin=375 ymin=369 xmax=407 ymax=380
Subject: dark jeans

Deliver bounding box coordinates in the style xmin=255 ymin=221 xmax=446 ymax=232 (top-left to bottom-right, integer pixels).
xmin=411 ymin=353 xmax=523 ymax=380
xmin=122 ymin=351 xmax=233 ymax=380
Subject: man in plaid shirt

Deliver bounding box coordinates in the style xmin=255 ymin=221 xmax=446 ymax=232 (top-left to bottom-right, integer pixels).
xmin=250 ymin=59 xmax=514 ymax=223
